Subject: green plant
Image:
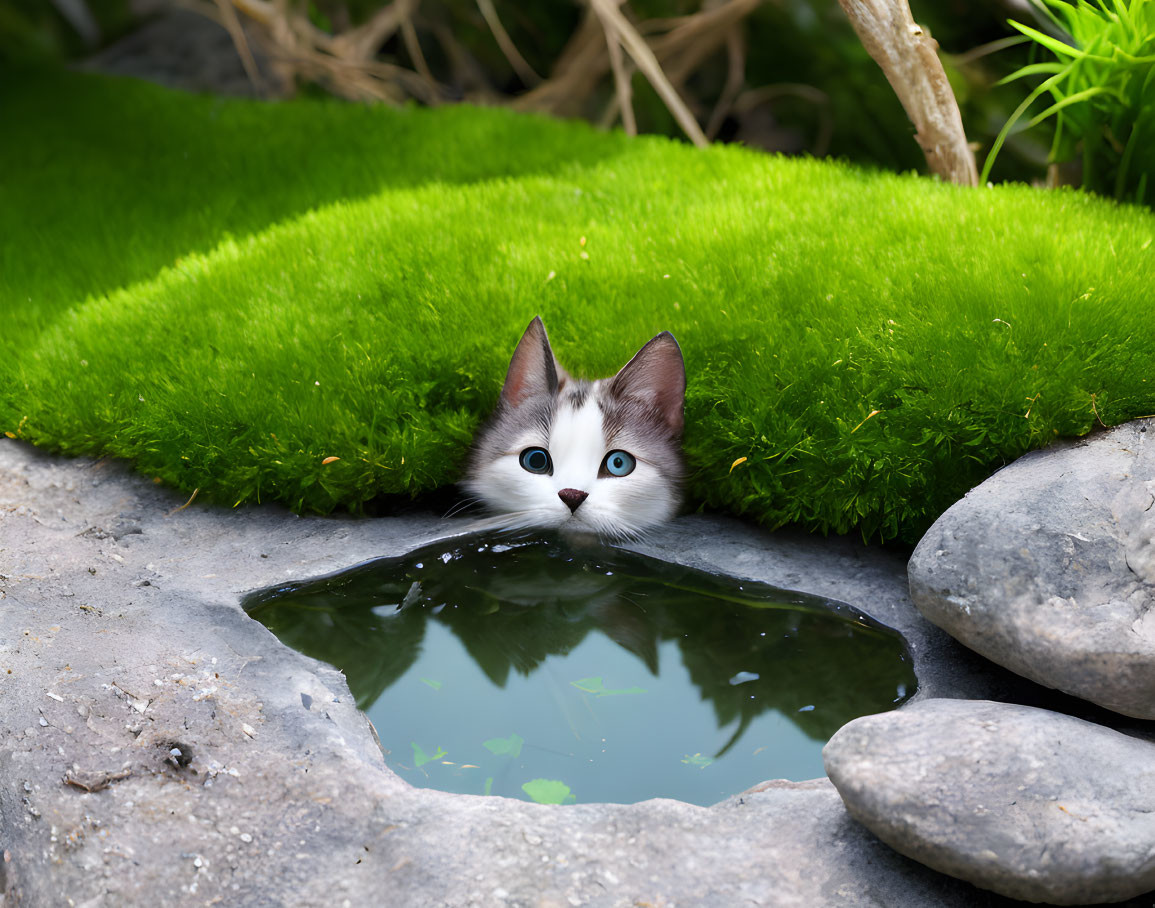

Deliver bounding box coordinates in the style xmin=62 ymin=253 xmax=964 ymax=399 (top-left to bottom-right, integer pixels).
xmin=982 ymin=0 xmax=1155 ymax=203
xmin=5 ymin=68 xmax=1155 ymax=543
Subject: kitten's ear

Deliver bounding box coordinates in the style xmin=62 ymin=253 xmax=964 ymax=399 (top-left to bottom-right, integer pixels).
xmin=499 ymin=316 xmax=569 ymax=408
xmin=608 ymin=331 xmax=686 ymax=434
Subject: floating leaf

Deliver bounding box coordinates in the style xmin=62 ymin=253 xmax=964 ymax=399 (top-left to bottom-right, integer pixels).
xmin=483 ymin=733 xmax=524 ymax=757
xmin=420 ymin=678 xmax=443 ymax=691
xmin=570 ymin=676 xmax=647 ymax=697
xmin=681 ymin=752 xmax=713 ymax=769
xmin=522 ymin=778 xmax=574 ymax=804
xmin=411 ymin=742 xmax=447 ymax=767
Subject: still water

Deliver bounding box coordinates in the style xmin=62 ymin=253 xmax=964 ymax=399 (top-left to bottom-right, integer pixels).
xmin=244 ymin=537 xmax=915 ymax=806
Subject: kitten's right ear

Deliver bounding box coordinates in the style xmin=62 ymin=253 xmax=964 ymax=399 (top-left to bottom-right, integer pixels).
xmin=499 ymin=317 xmax=568 ymax=408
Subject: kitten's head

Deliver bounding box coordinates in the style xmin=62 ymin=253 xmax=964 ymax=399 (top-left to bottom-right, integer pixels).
xmin=464 ymin=317 xmax=685 ymax=540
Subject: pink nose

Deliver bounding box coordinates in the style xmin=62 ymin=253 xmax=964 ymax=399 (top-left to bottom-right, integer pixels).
xmin=558 ymin=488 xmax=589 ymax=514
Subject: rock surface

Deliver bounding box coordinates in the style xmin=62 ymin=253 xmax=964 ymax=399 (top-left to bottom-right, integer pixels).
xmin=0 ymin=437 xmax=1084 ymax=907
xmin=81 ymin=8 xmax=271 ymax=98
xmin=824 ymin=699 xmax=1155 ymax=905
xmin=909 ymin=419 xmax=1155 ymax=718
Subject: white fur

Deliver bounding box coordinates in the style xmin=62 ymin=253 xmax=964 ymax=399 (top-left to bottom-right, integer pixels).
xmin=465 ymin=384 xmax=678 ymax=540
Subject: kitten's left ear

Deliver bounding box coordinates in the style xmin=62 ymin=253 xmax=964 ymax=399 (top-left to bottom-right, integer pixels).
xmin=499 ymin=316 xmax=571 ymax=408
xmin=608 ymin=331 xmax=686 ymax=434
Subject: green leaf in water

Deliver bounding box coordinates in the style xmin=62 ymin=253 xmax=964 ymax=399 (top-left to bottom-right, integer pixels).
xmin=483 ymin=776 xmax=493 ymax=796
xmin=681 ymin=752 xmax=714 ymax=770
xmin=570 ymin=676 xmax=646 ymax=696
xmin=412 ymin=742 xmax=447 ymax=767
xmin=420 ymin=678 xmax=443 ymax=691
xmin=483 ymin=733 xmax=524 ymax=757
xmin=522 ymin=778 xmax=574 ymax=804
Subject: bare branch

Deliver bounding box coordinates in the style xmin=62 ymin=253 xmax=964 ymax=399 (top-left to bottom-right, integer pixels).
xmin=516 ymin=11 xmax=609 ymax=115
xmin=475 ymin=0 xmax=542 ymax=87
xmin=706 ymin=24 xmax=746 ymax=139
xmin=229 ymin=0 xmax=337 ymax=53
xmin=400 ymin=16 xmax=436 ymax=89
xmin=214 ymin=0 xmax=268 ymax=96
xmin=333 ymin=0 xmax=417 ymax=63
xmin=836 ymin=0 xmax=977 ymax=184
xmin=588 ymin=0 xmax=708 ymax=147
xmin=593 ymin=0 xmax=637 ymax=135
xmin=653 ymin=0 xmax=760 ymax=85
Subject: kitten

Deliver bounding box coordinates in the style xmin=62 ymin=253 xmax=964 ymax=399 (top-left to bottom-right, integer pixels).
xmin=464 ymin=317 xmax=685 ymax=540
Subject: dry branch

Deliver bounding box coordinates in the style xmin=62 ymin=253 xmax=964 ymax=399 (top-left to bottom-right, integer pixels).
xmin=600 ymin=12 xmax=637 ymax=135
xmin=332 ymin=0 xmax=416 ymax=62
xmin=588 ymin=0 xmax=707 ymax=146
xmin=204 ymin=0 xmax=879 ymax=162
xmin=835 ymin=0 xmax=977 ymax=185
xmin=706 ymin=25 xmax=746 ymax=138
xmin=649 ymin=0 xmax=759 ymax=85
xmin=213 ymin=0 xmax=267 ymax=96
xmin=476 ymin=0 xmax=542 ymax=87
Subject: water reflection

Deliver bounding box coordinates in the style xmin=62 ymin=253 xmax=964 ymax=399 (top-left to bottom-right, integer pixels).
xmin=245 ymin=537 xmax=915 ymax=804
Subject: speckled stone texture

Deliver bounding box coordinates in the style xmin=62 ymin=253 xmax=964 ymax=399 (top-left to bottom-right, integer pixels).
xmin=824 ymin=699 xmax=1155 ymax=905
xmin=0 ymin=437 xmax=1070 ymax=907
xmin=908 ymin=418 xmax=1155 ymax=718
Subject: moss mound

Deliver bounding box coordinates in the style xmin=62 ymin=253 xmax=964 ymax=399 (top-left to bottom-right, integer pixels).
xmin=4 ymin=69 xmax=1154 ymax=541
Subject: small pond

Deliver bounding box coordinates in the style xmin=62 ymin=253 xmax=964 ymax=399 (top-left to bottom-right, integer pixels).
xmin=244 ymin=537 xmax=915 ymax=806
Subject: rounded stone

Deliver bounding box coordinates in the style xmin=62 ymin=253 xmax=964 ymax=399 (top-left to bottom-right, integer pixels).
xmin=908 ymin=418 xmax=1155 ymax=718
xmin=823 ymin=699 xmax=1155 ymax=904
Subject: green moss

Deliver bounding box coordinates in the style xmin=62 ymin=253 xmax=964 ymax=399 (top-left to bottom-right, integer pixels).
xmin=3 ymin=68 xmax=1154 ymax=541
xmin=0 ymin=66 xmax=629 ymax=342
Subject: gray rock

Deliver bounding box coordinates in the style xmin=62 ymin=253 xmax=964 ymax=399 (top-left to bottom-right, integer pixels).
xmin=81 ymin=8 xmax=273 ymax=98
xmin=0 ymin=444 xmax=930 ymax=904
xmin=909 ymin=419 xmax=1155 ymax=718
xmin=2 ymin=437 xmax=1151 ymax=906
xmin=824 ymin=699 xmax=1155 ymax=905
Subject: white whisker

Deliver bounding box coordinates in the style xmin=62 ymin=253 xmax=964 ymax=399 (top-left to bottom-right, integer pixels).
xmin=443 ymin=496 xmax=482 ymax=519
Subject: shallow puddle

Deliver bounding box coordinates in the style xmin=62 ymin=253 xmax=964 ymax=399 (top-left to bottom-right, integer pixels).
xmin=244 ymin=537 xmax=915 ymax=806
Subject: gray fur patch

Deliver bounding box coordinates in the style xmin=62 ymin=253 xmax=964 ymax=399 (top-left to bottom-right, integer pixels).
xmin=467 ymin=394 xmax=555 ymax=469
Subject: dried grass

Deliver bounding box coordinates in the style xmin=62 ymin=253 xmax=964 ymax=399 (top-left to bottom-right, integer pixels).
xmin=197 ymin=0 xmax=972 ymax=180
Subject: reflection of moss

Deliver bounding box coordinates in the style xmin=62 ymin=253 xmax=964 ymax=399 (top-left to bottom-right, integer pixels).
xmin=244 ymin=537 xmax=916 ymax=748
xmin=247 ymin=573 xmax=427 ymax=709
xmin=672 ymin=604 xmax=909 ymax=745
xmin=438 ymin=595 xmax=589 ymax=687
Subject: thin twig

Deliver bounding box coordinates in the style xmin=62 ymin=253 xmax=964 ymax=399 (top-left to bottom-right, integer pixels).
xmin=516 ymin=10 xmax=608 ymax=114
xmin=229 ymin=0 xmax=337 ymax=53
xmin=401 ymin=16 xmax=436 ymax=90
xmin=1091 ymin=393 xmax=1107 ymax=428
xmin=655 ymin=0 xmax=760 ymax=86
xmin=587 ymin=0 xmax=708 ymax=146
xmin=475 ymin=0 xmax=542 ymax=87
xmin=214 ymin=0 xmax=268 ymax=96
xmin=335 ymin=0 xmax=418 ymax=62
xmin=600 ymin=9 xmax=637 ymax=134
xmin=706 ymin=24 xmax=746 ymax=138
xmin=167 ymin=488 xmax=200 ymax=517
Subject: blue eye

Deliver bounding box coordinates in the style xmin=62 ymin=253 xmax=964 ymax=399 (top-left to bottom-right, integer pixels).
xmin=602 ymin=450 xmax=636 ymax=477
xmin=519 ymin=447 xmax=552 ymax=474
